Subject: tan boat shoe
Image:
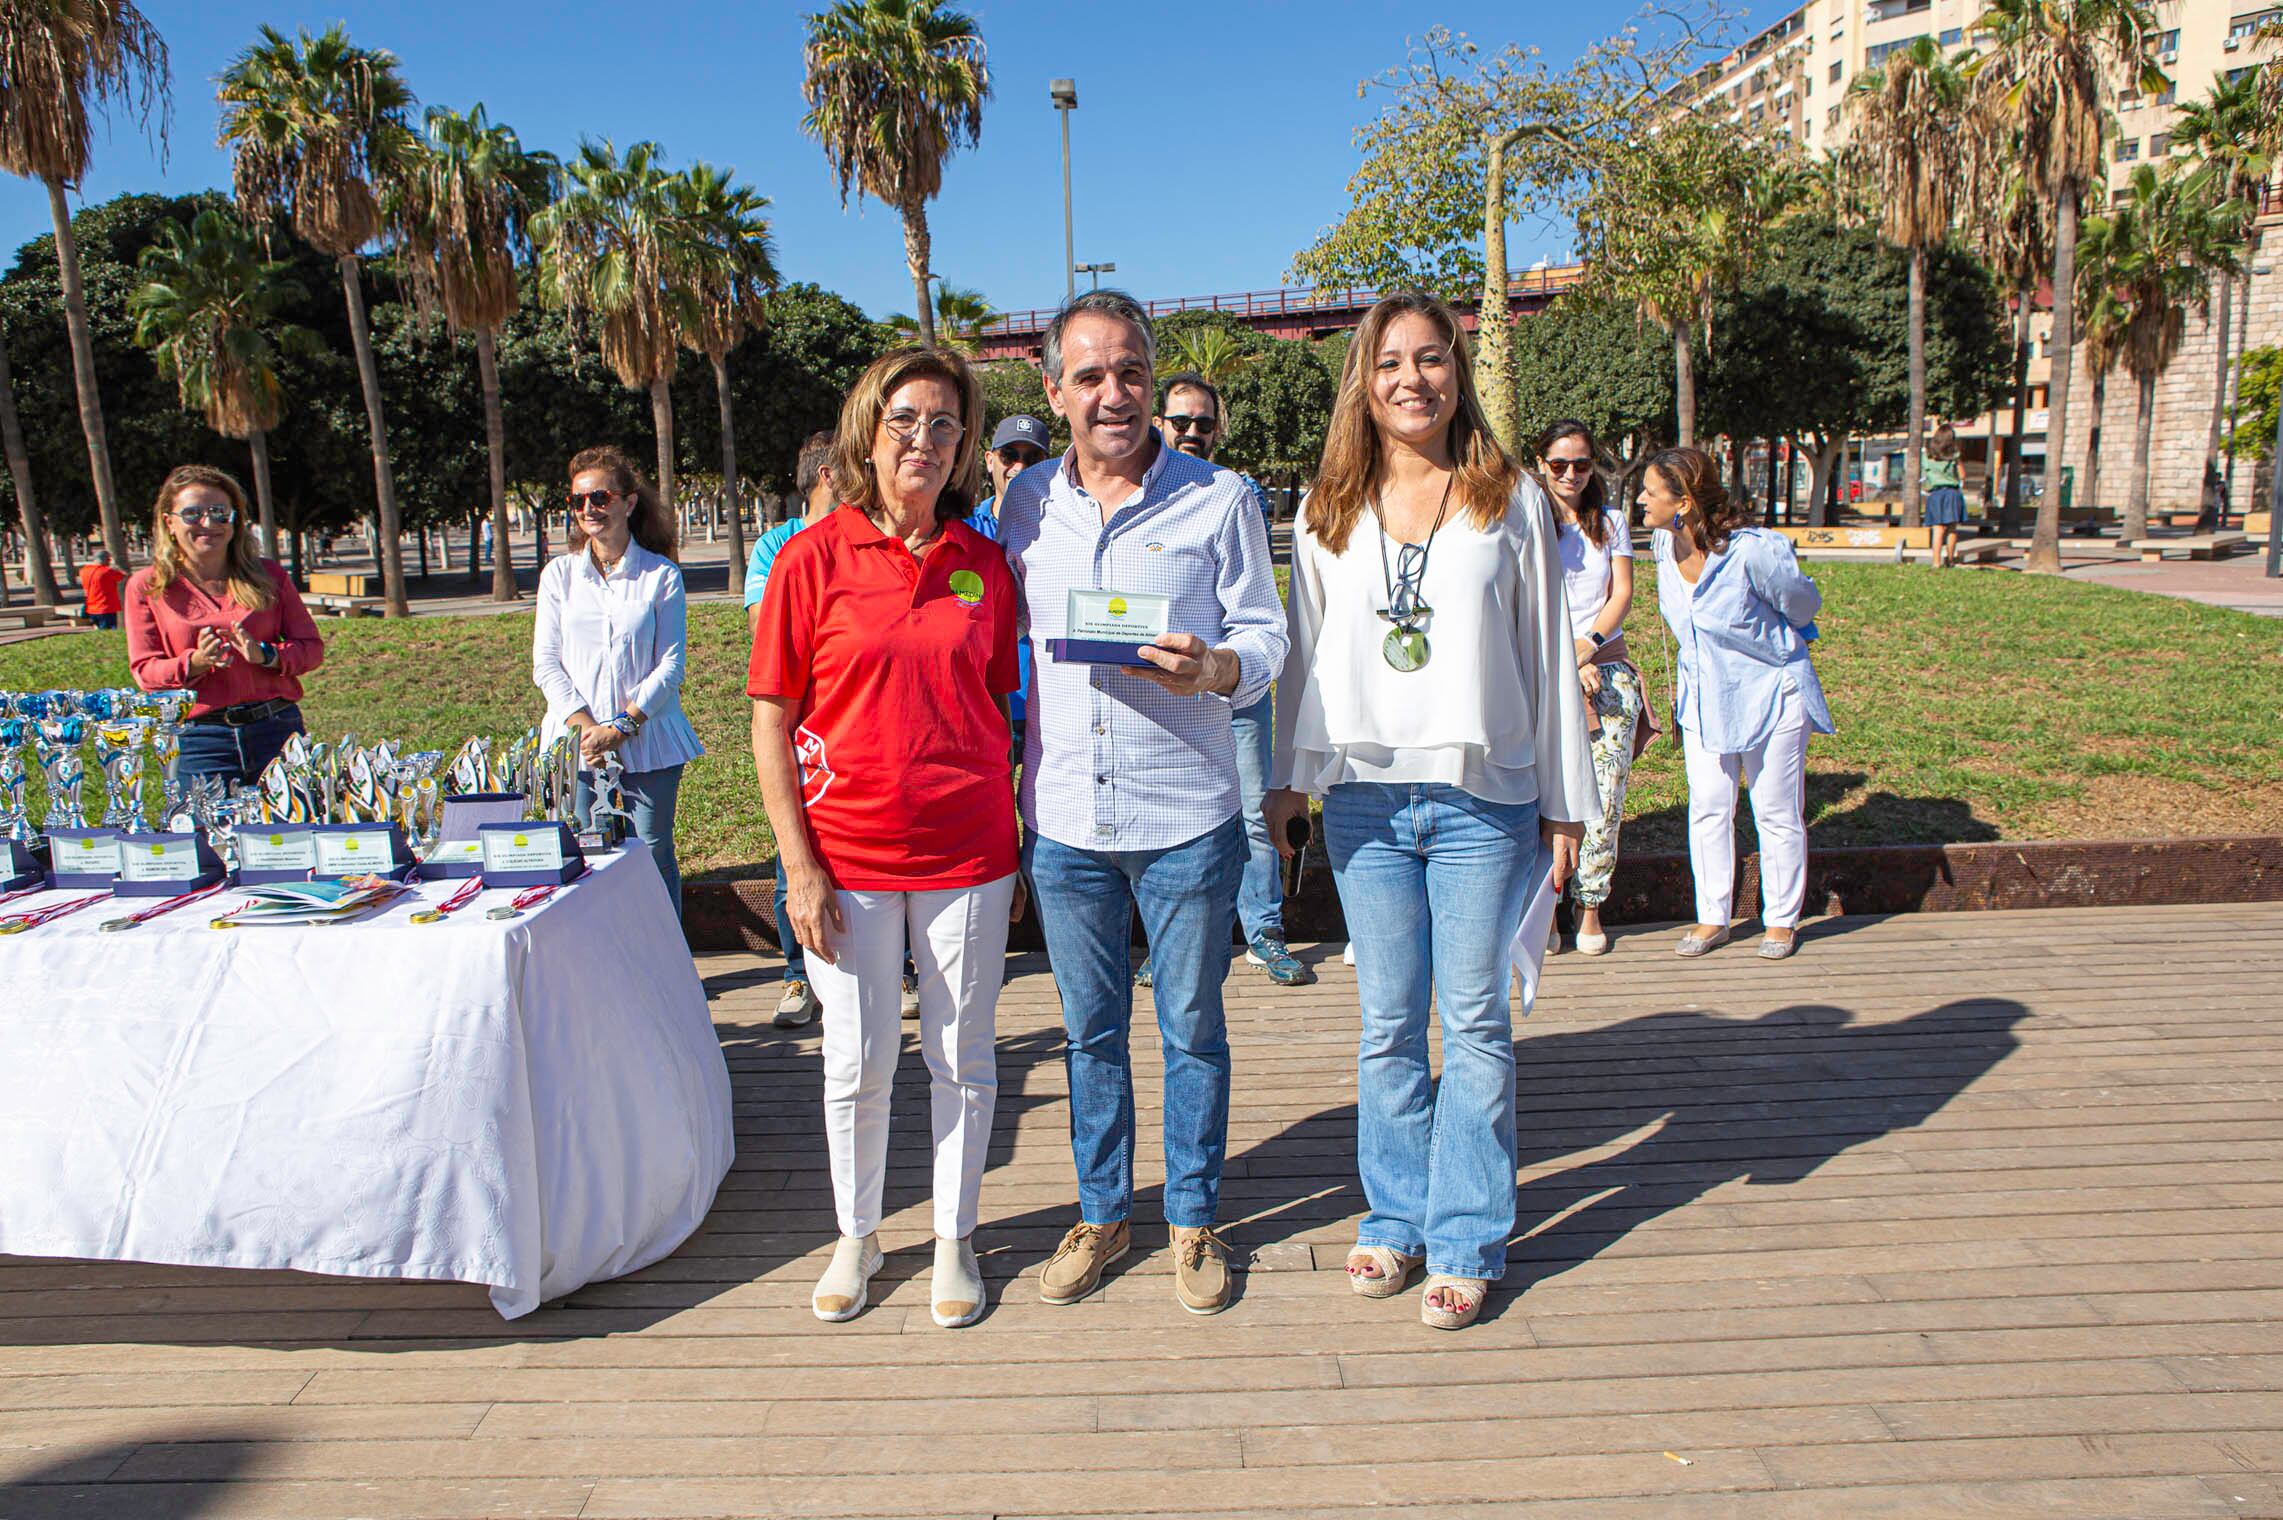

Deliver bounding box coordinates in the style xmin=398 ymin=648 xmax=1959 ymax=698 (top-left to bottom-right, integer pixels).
xmin=1173 ymin=1224 xmax=1235 ymax=1315
xmin=1038 ymin=1219 xmax=1129 ymax=1305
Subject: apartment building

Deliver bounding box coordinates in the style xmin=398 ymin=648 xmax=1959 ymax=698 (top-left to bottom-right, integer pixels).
xmin=1675 ymin=0 xmax=2281 ymax=515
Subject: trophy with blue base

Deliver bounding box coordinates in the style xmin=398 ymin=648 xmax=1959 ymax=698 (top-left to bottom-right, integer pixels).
xmin=0 ymin=703 xmax=42 ymax=890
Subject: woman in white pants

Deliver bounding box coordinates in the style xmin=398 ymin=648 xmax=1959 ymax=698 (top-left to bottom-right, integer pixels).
xmin=1638 ymin=446 xmax=1833 ymax=960
xmin=748 ymin=347 xmax=1025 ymax=1326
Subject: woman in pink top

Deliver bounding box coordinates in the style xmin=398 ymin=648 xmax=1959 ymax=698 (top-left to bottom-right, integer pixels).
xmin=125 ymin=464 xmax=325 ymax=787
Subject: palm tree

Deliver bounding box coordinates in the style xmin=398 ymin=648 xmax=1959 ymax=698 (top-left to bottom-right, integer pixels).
xmin=0 ymin=323 xmax=56 ymax=603
xmin=1850 ymin=37 xmax=1984 ymax=529
xmin=2075 ymin=164 xmax=2245 ymax=543
xmin=888 ymin=281 xmax=991 ymax=353
xmin=1964 ymin=150 xmax=2054 ymax=535
xmin=1969 ymin=0 xmax=2168 ymax=573
xmin=390 ymin=103 xmax=556 ymax=602
xmin=218 ymin=23 xmax=417 ymax=616
xmin=532 ymin=139 xmax=685 ymax=519
xmin=666 ymin=161 xmax=778 ymax=600
xmin=130 ymin=207 xmax=320 ymax=558
xmin=2172 ymin=71 xmax=2267 ymax=525
xmin=800 ymin=0 xmax=988 ymax=348
xmin=0 ymin=0 xmax=171 ymax=569
xmin=1157 ymin=326 xmax=1256 ymax=387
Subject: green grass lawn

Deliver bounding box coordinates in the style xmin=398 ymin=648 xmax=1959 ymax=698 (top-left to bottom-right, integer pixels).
xmin=5 ymin=563 xmax=2278 ymax=877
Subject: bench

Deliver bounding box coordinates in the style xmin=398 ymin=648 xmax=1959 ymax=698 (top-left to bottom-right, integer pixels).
xmin=0 ymin=605 xmax=59 ymax=630
xmin=2245 ymin=512 xmax=2272 ymax=538
xmin=2129 ymin=533 xmax=2249 ymax=563
xmin=308 ymin=594 xmax=384 ymax=617
xmin=306 ymin=571 xmax=374 ymax=598
xmin=1776 ymin=526 xmax=2000 ymax=565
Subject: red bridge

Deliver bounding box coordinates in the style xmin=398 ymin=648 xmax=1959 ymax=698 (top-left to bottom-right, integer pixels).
xmin=974 ymin=263 xmax=1588 ymax=362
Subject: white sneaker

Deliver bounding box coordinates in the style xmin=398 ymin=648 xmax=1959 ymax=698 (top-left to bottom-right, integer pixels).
xmin=813 ymin=1233 xmax=884 ymax=1322
xmin=931 ymin=1234 xmax=985 ymax=1328
xmin=773 ymin=978 xmax=818 ymax=1029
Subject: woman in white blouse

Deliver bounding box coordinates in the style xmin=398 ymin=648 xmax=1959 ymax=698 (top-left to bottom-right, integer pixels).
xmin=532 ymin=445 xmax=705 ymax=917
xmin=1265 ymin=294 xmax=1596 ymax=1331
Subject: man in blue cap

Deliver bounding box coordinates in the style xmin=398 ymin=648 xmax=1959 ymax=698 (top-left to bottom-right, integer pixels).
xmin=968 ymin=414 xmax=1050 ymax=759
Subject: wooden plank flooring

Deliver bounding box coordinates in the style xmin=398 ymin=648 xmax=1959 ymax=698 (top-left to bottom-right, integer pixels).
xmin=4 ymin=902 xmax=2281 ymax=1518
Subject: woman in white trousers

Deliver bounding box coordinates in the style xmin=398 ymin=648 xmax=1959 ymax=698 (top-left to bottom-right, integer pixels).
xmin=749 ymin=347 xmax=1025 ymax=1326
xmin=1638 ymin=446 xmax=1833 ymax=960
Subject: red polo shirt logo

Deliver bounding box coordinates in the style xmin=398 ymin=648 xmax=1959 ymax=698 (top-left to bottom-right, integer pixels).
xmin=794 ymin=724 xmax=833 ymax=806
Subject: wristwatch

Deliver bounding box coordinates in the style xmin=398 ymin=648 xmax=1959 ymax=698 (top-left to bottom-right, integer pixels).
xmin=1588 ymin=630 xmax=1609 ymax=649
xmin=256 ymin=639 xmax=280 ymax=667
xmin=608 ymin=711 xmax=643 ymax=739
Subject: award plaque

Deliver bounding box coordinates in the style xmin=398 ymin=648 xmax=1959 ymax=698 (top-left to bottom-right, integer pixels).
xmin=438 ymin=791 xmax=529 ymax=845
xmin=114 ymin=831 xmax=225 ymax=897
xmin=420 ymin=837 xmax=485 ymax=878
xmin=45 ymin=827 xmax=123 ymax=889
xmin=237 ymin=826 xmax=319 ymax=884
xmin=477 ymin=821 xmax=583 ymax=887
xmin=310 ymin=822 xmax=413 ymax=880
xmin=1047 ymin=588 xmax=1172 ymax=668
xmin=0 ymin=836 xmax=43 ymax=892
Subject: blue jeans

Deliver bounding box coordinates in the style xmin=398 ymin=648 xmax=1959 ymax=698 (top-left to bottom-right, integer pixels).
xmin=1231 ymin=693 xmax=1283 ymax=942
xmin=1025 ymin=816 xmax=1244 ymax=1228
xmin=772 ymin=857 xmax=807 ymax=980
xmin=88 ymin=612 xmax=118 ymax=631
xmin=572 ymin=763 xmax=684 ymax=922
xmin=1323 ymin=783 xmax=1540 ymax=1281
xmin=175 ymin=706 xmax=305 ymax=790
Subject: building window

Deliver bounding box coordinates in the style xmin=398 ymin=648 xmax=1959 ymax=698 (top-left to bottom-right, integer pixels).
xmin=1828 ymin=104 xmax=1842 ymax=126
xmin=2159 ymin=82 xmax=2177 ymax=105
xmin=2116 ymin=137 xmax=2139 ymax=161
xmin=2151 ymin=131 xmax=2172 ymax=155
xmin=2155 ymin=28 xmax=2179 ymax=51
xmin=1830 ymin=59 xmax=1844 ymax=82
xmin=1866 ymin=36 xmax=1929 ymax=69
xmin=1940 ymin=27 xmax=1962 ymax=44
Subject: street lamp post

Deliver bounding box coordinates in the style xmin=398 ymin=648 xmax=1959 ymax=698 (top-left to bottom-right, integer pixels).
xmin=1051 ymin=79 xmax=1077 ymax=306
xmin=1076 ymin=261 xmax=1115 ymax=292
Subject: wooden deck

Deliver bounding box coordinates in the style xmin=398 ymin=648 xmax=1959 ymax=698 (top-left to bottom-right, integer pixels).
xmin=5 ymin=901 xmax=2282 ymax=1518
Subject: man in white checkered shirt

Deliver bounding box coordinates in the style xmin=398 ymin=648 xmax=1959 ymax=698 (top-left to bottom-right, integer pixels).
xmin=993 ymin=290 xmax=1287 ymax=1318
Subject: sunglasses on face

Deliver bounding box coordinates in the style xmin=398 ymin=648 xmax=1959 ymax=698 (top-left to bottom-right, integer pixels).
xmin=1544 ymin=458 xmax=1596 ymax=476
xmin=566 ymin=489 xmax=618 ymax=512
xmin=883 ymin=410 xmax=965 ymax=449
xmin=997 ymin=447 xmax=1045 ymax=469
xmin=176 ymin=505 xmax=236 ymax=526
xmin=1162 ymin=414 xmax=1219 ymax=435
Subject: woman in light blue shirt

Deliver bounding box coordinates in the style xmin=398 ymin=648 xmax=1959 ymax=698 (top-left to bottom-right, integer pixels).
xmin=533 ymin=445 xmax=705 ymax=919
xmin=1640 ymin=446 xmax=1831 ymax=961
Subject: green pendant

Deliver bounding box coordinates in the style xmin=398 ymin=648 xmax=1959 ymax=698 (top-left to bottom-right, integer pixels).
xmin=1383 ymin=626 xmax=1431 ymax=672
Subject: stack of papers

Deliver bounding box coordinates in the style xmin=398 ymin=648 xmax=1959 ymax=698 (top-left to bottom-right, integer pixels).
xmin=224 ymin=875 xmax=412 ymax=926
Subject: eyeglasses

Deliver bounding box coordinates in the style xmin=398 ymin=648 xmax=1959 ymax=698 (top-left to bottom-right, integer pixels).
xmin=1543 ymin=458 xmax=1596 ymax=476
xmin=565 ymin=489 xmax=618 ymax=513
xmin=882 ymin=410 xmax=964 ymax=449
xmin=1386 ymin=541 xmax=1432 ymax=622
xmin=1163 ymin=414 xmax=1219 ymax=435
xmin=175 ymin=505 xmax=236 ymax=526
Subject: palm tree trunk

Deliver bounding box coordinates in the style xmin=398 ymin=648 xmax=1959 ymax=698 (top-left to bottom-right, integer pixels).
xmin=337 ymin=254 xmax=409 ymax=616
xmin=1673 ymin=321 xmax=1697 ymax=448
xmin=2125 ymin=368 xmax=2156 ymax=544
xmin=2084 ymin=370 xmax=2106 ymax=515
xmin=2029 ymin=190 xmax=2079 ymax=575
xmin=2001 ymin=288 xmax=2032 ymax=536
xmin=1476 ymin=131 xmax=1521 ymax=453
xmin=902 ymin=207 xmax=936 ymax=348
xmin=1904 ymin=243 xmax=1926 ymax=531
xmin=2203 ymin=269 xmax=2235 ymax=530
xmin=247 ymin=428 xmax=278 ymax=561
xmin=0 ymin=324 xmax=58 ymax=606
xmin=46 ymin=178 xmax=126 ymax=569
xmin=713 ymin=354 xmax=747 ymax=600
xmin=475 ymin=327 xmax=516 ymax=602
xmin=649 ymin=377 xmax=677 ymax=524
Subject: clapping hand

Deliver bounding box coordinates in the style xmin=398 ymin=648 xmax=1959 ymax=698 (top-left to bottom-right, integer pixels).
xmin=186 ymin=626 xmax=232 ymax=678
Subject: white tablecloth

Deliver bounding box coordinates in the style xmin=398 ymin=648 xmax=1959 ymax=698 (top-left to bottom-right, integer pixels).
xmin=0 ymin=846 xmax=734 ymax=1318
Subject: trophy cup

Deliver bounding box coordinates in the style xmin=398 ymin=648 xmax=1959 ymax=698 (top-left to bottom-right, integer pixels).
xmin=397 ymin=751 xmax=444 ymax=854
xmin=32 ymin=708 xmax=89 ymax=831
xmin=343 ymin=746 xmax=384 ymax=823
xmin=139 ymin=689 xmax=195 ymax=827
xmin=0 ymin=709 xmax=40 ymax=887
xmin=581 ymin=751 xmax=635 ymax=849
xmin=541 ymin=733 xmax=579 ymax=823
xmin=93 ymin=719 xmax=151 ymax=832
xmin=449 ymin=736 xmax=491 ymax=797
xmin=257 ymin=733 xmax=321 ymax=824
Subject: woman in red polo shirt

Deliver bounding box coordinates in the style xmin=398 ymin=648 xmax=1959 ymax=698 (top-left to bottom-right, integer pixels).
xmin=749 ymin=347 xmax=1021 ymax=1330
xmin=125 ymin=464 xmax=324 ymax=787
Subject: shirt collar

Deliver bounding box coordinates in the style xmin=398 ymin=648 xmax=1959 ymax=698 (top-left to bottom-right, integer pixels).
xmin=578 ymin=539 xmax=648 ymax=582
xmin=1054 ymin=434 xmax=1169 ymax=510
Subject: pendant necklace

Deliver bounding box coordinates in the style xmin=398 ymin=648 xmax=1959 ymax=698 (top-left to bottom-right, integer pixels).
xmin=1370 ymin=472 xmax=1454 ymax=673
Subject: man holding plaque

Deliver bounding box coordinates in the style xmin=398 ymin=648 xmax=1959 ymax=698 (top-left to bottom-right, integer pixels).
xmin=993 ymin=290 xmax=1288 ymax=1316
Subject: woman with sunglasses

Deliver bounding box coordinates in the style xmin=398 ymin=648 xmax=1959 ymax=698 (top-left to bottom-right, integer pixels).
xmin=532 ymin=445 xmax=704 ymax=916
xmin=1264 ymin=294 xmax=1595 ymax=1330
xmin=1539 ymin=419 xmax=1650 ymax=956
xmin=1637 ymin=445 xmax=1832 ymax=961
xmin=748 ymin=347 xmax=1022 ymax=1328
xmin=126 ymin=464 xmax=325 ymax=787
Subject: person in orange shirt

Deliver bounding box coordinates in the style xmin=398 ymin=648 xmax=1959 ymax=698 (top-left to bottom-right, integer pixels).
xmin=78 ymin=550 xmax=126 ymax=630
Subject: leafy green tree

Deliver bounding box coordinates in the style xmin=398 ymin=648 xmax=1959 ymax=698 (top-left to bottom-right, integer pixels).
xmin=800 ymin=0 xmax=988 ymax=348
xmin=2228 ymin=345 xmax=2279 ymax=463
xmin=976 ymin=359 xmax=1057 ymax=453
xmin=389 ymin=103 xmax=556 ymax=599
xmin=0 ymin=0 xmax=171 ymax=570
xmin=0 ymin=315 xmax=55 ymax=601
xmin=1848 ymin=36 xmax=1987 ymax=527
xmin=219 ymin=22 xmax=419 ymax=614
xmin=130 ymin=207 xmax=321 ymax=556
xmin=1221 ymin=339 xmax=1335 ymax=482
xmin=1508 ymin=293 xmax=1676 ymax=463
xmin=1963 ymin=142 xmax=2053 ymax=532
xmin=1969 ymin=0 xmax=2169 ymax=573
xmin=669 ymin=161 xmax=778 ymax=593
xmin=1159 ymin=324 xmax=1256 ymax=387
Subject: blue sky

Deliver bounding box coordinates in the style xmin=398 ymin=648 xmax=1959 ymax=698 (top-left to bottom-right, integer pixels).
xmin=3 ymin=1 xmax=1760 ymax=321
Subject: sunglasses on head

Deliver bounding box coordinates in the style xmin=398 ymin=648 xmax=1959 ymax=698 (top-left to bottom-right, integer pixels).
xmin=1162 ymin=414 xmax=1218 ymax=435
xmin=566 ymin=489 xmax=618 ymax=512
xmin=1544 ymin=458 xmax=1595 ymax=475
xmin=176 ymin=504 xmax=235 ymax=526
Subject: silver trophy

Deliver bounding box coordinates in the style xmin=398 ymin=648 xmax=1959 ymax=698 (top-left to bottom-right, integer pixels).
xmin=32 ymin=708 xmax=89 ymax=831
xmin=583 ymin=751 xmax=636 ymax=848
xmin=397 ymin=750 xmax=445 ymax=852
xmin=0 ymin=714 xmax=33 ymax=849
xmin=541 ymin=733 xmax=580 ymax=823
xmin=258 ymin=732 xmax=321 ymax=824
xmin=93 ymin=719 xmax=151 ymax=832
xmin=449 ymin=736 xmax=491 ymax=796
xmin=139 ymin=688 xmax=195 ymax=826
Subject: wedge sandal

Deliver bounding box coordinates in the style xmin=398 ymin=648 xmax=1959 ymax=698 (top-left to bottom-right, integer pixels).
xmin=1345 ymin=1245 xmax=1423 ymax=1299
xmin=1420 ymin=1274 xmax=1489 ymax=1330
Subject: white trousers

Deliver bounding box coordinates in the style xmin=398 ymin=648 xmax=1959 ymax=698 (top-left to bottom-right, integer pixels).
xmin=806 ymin=875 xmax=1016 ymax=1239
xmin=1683 ymin=686 xmax=1812 ymax=929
